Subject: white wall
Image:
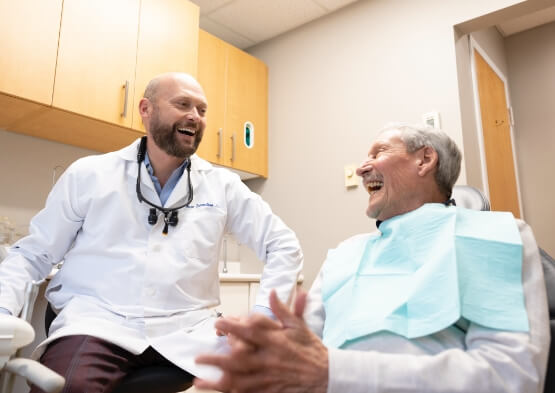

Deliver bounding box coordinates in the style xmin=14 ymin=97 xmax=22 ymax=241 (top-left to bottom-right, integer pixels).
xmin=0 ymin=130 xmax=98 ymax=239
xmin=245 ymin=0 xmax=524 ymax=287
xmin=506 ymin=22 xmax=555 ymax=256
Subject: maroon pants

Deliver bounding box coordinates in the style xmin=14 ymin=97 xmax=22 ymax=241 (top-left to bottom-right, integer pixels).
xmin=30 ymin=335 xmax=192 ymax=393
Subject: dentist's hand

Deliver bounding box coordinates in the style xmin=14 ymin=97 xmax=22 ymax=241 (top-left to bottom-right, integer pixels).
xmin=195 ymin=290 xmax=329 ymax=393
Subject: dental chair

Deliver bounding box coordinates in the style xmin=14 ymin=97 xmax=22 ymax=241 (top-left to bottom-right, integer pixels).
xmin=539 ymin=247 xmax=555 ymax=393
xmin=0 ymin=283 xmax=64 ymax=393
xmin=451 ymin=185 xmax=555 ymax=393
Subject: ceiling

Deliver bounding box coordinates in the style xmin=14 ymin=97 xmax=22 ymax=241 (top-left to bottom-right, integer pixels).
xmin=496 ymin=3 xmax=555 ymax=36
xmin=190 ymin=0 xmax=555 ymax=49
xmin=189 ymin=0 xmax=360 ymax=49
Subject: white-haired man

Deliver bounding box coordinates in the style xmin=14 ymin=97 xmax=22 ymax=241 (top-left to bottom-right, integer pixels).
xmin=196 ymin=123 xmax=549 ymax=393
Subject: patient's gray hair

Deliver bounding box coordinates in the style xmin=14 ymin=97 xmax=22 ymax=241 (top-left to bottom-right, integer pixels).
xmin=379 ymin=122 xmax=462 ymax=198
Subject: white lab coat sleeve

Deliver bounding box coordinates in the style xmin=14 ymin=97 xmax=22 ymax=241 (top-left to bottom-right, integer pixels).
xmin=0 ymin=162 xmax=85 ymax=315
xmin=223 ymin=175 xmax=302 ymax=308
xmin=324 ymin=221 xmax=550 ymax=393
xmin=304 ymin=267 xmax=326 ymax=338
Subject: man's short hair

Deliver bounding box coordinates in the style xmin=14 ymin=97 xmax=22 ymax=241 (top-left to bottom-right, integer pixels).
xmin=379 ymin=123 xmax=462 ymax=198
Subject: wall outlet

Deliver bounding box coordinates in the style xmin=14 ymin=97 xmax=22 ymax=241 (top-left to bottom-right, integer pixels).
xmin=344 ymin=165 xmax=359 ymax=188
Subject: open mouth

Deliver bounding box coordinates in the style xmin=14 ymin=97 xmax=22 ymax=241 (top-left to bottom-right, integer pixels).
xmin=366 ymin=181 xmax=383 ymax=195
xmin=177 ymin=127 xmax=196 ymax=136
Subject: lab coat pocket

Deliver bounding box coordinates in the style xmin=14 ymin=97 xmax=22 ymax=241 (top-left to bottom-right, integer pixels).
xmin=179 ymin=206 xmax=226 ymax=260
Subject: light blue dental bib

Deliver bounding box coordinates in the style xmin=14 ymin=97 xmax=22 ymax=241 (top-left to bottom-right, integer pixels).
xmin=322 ymin=203 xmax=528 ymax=349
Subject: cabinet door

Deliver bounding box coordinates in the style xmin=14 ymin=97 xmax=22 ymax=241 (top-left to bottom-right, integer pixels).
xmin=218 ymin=282 xmax=249 ymax=317
xmin=131 ymin=0 xmax=199 ymax=131
xmin=196 ymin=30 xmax=228 ymax=165
xmin=0 ymin=0 xmax=62 ymax=105
xmin=248 ymin=282 xmax=260 ymax=310
xmin=226 ymin=46 xmax=268 ymax=178
xmin=53 ymin=0 xmax=140 ymax=127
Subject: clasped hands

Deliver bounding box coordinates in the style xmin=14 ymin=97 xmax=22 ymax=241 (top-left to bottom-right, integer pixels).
xmin=194 ymin=290 xmax=329 ymax=393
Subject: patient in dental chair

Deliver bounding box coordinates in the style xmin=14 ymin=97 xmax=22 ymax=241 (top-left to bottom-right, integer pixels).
xmin=195 ymin=123 xmax=550 ymax=393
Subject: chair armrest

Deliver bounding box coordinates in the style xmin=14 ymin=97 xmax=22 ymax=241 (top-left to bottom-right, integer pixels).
xmin=20 ymin=280 xmax=46 ymax=324
xmin=4 ymin=358 xmax=65 ymax=393
xmin=0 ymin=315 xmax=34 ymax=361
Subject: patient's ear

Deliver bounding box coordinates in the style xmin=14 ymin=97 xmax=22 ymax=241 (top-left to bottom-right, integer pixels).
xmin=416 ymin=146 xmax=438 ymax=177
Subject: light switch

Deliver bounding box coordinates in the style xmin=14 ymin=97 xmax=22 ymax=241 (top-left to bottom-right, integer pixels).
xmin=344 ymin=165 xmax=358 ymax=188
xmin=422 ymin=111 xmax=440 ymax=129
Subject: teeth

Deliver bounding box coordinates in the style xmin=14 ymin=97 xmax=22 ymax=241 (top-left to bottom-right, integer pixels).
xmin=366 ymin=181 xmax=383 ymax=194
xmin=177 ymin=128 xmax=195 ymax=136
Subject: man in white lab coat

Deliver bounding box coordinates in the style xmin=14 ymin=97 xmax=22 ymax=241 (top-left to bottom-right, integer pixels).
xmin=195 ymin=123 xmax=549 ymax=393
xmin=0 ymin=72 xmax=303 ymax=392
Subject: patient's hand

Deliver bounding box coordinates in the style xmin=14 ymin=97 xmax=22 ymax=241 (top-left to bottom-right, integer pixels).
xmin=215 ymin=315 xmax=240 ymax=337
xmin=195 ymin=290 xmax=329 ymax=393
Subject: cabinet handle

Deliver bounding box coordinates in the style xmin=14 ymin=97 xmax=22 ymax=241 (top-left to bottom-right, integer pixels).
xmin=230 ymin=133 xmax=236 ymax=162
xmin=121 ymin=80 xmax=130 ymax=118
xmin=217 ymin=128 xmax=222 ymax=158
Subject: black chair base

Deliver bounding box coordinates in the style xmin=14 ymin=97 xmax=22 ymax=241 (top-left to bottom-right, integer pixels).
xmin=113 ymin=365 xmax=193 ymax=393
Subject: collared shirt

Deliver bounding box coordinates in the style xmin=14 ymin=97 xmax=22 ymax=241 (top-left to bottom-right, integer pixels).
xmin=144 ymin=153 xmax=188 ymax=206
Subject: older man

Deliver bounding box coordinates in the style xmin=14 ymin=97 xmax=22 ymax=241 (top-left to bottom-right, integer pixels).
xmin=195 ymin=123 xmax=550 ymax=393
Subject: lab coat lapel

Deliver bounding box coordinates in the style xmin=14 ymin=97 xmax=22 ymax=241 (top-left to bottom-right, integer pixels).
xmin=118 ymin=138 xmax=160 ymax=205
xmin=165 ymin=155 xmax=206 ymax=208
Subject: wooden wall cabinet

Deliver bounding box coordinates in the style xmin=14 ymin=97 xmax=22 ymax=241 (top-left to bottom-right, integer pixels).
xmin=0 ymin=0 xmax=199 ymax=153
xmin=1 ymin=3 xmax=268 ymax=170
xmin=0 ymin=0 xmax=62 ymax=105
xmin=132 ymin=0 xmax=199 ymax=132
xmin=53 ymin=0 xmax=141 ymax=128
xmin=196 ymin=30 xmax=268 ymax=178
xmin=53 ymin=0 xmax=199 ymax=130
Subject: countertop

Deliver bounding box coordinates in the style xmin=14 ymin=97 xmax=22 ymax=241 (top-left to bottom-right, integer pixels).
xmin=219 ymin=273 xmax=304 ymax=283
xmin=44 ymin=267 xmax=304 ymax=284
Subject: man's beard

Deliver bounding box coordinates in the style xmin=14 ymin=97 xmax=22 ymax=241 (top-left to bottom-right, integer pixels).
xmin=150 ymin=112 xmax=203 ymax=158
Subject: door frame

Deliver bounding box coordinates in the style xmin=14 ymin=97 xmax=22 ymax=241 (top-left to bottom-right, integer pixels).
xmin=468 ymin=35 xmax=524 ymax=217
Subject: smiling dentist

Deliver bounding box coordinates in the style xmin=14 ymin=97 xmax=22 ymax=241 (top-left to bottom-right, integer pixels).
xmin=0 ymin=72 xmax=303 ymax=392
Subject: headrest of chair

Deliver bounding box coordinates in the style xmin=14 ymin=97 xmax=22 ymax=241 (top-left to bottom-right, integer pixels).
xmin=451 ymin=185 xmax=491 ymax=211
xmin=540 ymin=248 xmax=555 ymax=318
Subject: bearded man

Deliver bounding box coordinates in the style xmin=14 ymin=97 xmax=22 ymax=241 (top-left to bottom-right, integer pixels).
xmin=0 ymin=72 xmax=303 ymax=392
